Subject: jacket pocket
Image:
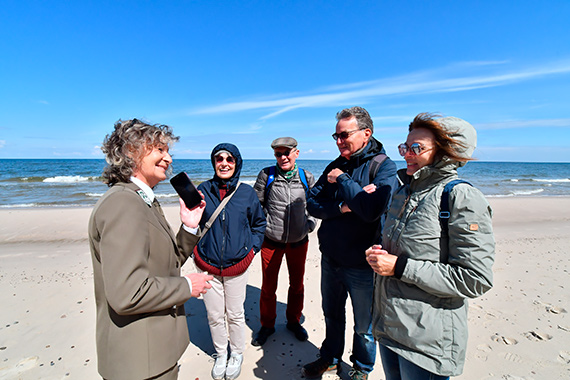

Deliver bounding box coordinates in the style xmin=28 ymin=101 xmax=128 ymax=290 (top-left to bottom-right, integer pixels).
xmin=383 ymin=292 xmax=450 ymax=357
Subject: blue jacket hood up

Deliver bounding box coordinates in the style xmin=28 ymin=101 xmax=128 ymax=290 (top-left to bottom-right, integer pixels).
xmin=210 ymin=143 xmax=243 ymax=190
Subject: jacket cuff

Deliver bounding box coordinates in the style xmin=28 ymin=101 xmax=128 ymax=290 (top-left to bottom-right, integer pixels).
xmin=394 ymin=255 xmax=408 ymax=279
xmin=337 ymin=172 xmax=350 ymax=183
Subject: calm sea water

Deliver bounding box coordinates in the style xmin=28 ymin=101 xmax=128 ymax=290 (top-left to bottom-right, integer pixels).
xmin=1 ymin=159 xmax=569 ymax=208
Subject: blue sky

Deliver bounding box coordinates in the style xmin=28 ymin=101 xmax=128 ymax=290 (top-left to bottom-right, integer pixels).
xmin=1 ymin=1 xmax=569 ymax=162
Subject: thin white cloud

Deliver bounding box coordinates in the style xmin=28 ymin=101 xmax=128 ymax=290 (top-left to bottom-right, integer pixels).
xmin=191 ymin=60 xmax=570 ymax=120
xmin=234 ymin=124 xmax=264 ymax=134
xmin=476 ymin=118 xmax=570 ymax=130
xmin=38 ymin=100 xmax=49 ymax=105
xmin=92 ymin=145 xmax=103 ymax=156
xmin=0 ymin=140 xmax=6 ymax=148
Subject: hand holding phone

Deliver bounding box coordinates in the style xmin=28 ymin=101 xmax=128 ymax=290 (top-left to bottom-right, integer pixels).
xmin=170 ymin=172 xmax=202 ymax=209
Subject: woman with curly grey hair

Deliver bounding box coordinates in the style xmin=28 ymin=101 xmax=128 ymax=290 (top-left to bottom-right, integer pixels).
xmin=89 ymin=118 xmax=213 ymax=380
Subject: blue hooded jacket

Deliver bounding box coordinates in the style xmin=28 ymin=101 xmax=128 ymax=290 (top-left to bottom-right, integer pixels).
xmin=196 ymin=143 xmax=266 ymax=272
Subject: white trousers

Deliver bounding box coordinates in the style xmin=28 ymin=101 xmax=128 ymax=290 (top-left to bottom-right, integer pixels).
xmin=198 ymin=266 xmax=249 ymax=356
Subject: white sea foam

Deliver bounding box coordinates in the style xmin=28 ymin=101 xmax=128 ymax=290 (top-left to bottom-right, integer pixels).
xmin=511 ymin=188 xmax=545 ymax=196
xmin=0 ymin=203 xmax=37 ymax=208
xmin=510 ymin=179 xmax=519 ymax=182
xmin=86 ymin=193 xmax=105 ymax=197
xmin=43 ymin=175 xmax=93 ymax=183
xmin=532 ymin=178 xmax=570 ymax=183
xmin=156 ymin=193 xmax=178 ymax=199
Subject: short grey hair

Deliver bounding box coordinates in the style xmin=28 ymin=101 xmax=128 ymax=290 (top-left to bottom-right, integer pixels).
xmin=336 ymin=106 xmax=374 ymax=133
xmin=101 ymin=118 xmax=179 ymax=186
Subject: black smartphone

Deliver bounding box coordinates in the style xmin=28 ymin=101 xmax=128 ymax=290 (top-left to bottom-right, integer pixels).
xmin=170 ymin=172 xmax=202 ymax=209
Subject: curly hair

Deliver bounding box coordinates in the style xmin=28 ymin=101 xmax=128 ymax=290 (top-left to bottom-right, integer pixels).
xmin=101 ymin=119 xmax=179 ymax=186
xmin=336 ymin=106 xmax=374 ymax=133
xmin=408 ymin=113 xmax=472 ymax=163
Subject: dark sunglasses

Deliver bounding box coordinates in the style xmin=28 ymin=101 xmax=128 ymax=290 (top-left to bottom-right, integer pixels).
xmin=274 ymin=149 xmax=295 ymax=158
xmin=215 ymin=155 xmax=235 ymax=164
xmin=332 ymin=128 xmax=362 ymax=141
xmin=398 ymin=143 xmax=432 ymax=156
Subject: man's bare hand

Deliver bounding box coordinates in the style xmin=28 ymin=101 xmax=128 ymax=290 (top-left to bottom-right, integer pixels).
xmin=362 ymin=184 xmax=377 ymax=194
xmin=327 ymin=168 xmax=344 ymax=183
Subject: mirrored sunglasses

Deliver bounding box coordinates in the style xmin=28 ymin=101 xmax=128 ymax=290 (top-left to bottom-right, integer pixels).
xmin=398 ymin=143 xmax=430 ymax=156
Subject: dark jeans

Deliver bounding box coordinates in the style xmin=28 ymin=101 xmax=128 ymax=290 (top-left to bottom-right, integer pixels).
xmin=319 ymin=255 xmax=376 ymax=373
xmin=380 ymin=345 xmax=450 ymax=380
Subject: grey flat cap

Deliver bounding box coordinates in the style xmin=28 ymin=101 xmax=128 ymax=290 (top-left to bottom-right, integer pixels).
xmin=271 ymin=137 xmax=298 ymax=149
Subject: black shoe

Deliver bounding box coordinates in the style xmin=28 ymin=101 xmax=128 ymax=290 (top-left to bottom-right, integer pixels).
xmin=301 ymin=357 xmax=338 ymax=378
xmin=251 ymin=326 xmax=275 ymax=346
xmin=286 ymin=322 xmax=308 ymax=341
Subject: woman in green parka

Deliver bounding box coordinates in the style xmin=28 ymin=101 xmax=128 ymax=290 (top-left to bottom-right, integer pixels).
xmin=366 ymin=113 xmax=495 ymax=380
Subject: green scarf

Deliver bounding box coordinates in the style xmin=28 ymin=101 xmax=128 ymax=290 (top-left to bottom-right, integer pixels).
xmin=277 ymin=163 xmax=298 ymax=180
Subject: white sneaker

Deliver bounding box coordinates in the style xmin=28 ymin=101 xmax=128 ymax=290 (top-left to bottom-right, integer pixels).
xmin=225 ymin=352 xmax=243 ymax=380
xmin=211 ymin=353 xmax=227 ymax=380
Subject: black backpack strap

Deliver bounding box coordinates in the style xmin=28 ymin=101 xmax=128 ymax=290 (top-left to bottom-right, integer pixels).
xmin=368 ymin=153 xmax=387 ymax=184
xmin=439 ymin=179 xmax=473 ymax=236
xmin=439 ymin=179 xmax=472 ymax=263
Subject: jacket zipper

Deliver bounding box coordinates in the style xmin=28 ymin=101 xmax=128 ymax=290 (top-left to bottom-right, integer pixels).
xmin=221 ymin=208 xmax=226 ymax=276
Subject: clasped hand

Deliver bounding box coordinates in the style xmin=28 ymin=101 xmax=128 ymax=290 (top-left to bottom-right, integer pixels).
xmin=365 ymin=245 xmax=397 ymax=276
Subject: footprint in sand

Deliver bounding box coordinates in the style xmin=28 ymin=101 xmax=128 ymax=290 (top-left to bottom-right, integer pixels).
xmin=523 ymin=330 xmax=552 ymax=341
xmin=0 ymin=356 xmax=39 ymax=377
xmin=501 ymin=352 xmax=523 ymax=363
xmin=491 ymin=333 xmax=518 ymax=345
xmin=546 ymin=305 xmax=567 ymax=314
xmin=558 ymin=350 xmax=570 ymax=364
xmin=475 ymin=344 xmax=491 ymax=361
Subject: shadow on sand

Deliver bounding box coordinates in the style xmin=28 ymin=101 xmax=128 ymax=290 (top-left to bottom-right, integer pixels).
xmin=185 ymin=284 xmax=342 ymax=379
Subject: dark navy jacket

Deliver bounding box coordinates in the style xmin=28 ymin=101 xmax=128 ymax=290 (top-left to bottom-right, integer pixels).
xmin=196 ymin=143 xmax=266 ymax=269
xmin=307 ymin=137 xmax=398 ymax=268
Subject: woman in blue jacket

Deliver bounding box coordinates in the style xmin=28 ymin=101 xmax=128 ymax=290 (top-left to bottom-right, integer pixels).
xmin=193 ymin=143 xmax=266 ymax=380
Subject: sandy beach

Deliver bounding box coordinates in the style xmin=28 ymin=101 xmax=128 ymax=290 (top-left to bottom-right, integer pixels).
xmin=1 ymin=197 xmax=569 ymax=380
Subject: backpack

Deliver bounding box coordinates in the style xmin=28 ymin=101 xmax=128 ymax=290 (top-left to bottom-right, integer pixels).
xmin=368 ymin=153 xmax=387 ymax=184
xmin=438 ymin=179 xmax=473 ymax=262
xmin=264 ymin=165 xmax=309 ymax=201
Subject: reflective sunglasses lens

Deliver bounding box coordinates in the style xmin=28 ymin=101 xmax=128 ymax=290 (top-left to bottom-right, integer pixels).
xmin=410 ymin=143 xmax=422 ymax=155
xmin=275 ymin=150 xmax=291 ymax=158
xmin=398 ymin=144 xmax=408 ymax=156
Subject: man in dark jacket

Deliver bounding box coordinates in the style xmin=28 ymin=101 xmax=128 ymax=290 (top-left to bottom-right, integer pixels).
xmin=251 ymin=137 xmax=317 ymax=346
xmin=302 ymin=107 xmax=398 ymax=380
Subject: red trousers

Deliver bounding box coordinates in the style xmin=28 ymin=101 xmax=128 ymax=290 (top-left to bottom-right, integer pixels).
xmin=259 ymin=238 xmax=308 ymax=328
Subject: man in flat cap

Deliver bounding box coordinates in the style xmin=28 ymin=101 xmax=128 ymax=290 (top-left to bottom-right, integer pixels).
xmin=252 ymin=137 xmax=317 ymax=346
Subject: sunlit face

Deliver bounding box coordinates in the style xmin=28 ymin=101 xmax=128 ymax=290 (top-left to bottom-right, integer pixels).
xmin=335 ymin=117 xmax=372 ymax=159
xmin=132 ymin=145 xmax=172 ymax=188
xmin=404 ymin=128 xmax=437 ymax=175
xmin=274 ymin=147 xmax=299 ymax=172
xmin=214 ymin=152 xmax=236 ymax=180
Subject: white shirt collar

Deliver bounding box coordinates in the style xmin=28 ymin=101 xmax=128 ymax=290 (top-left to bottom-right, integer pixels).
xmin=130 ymin=176 xmax=155 ymax=202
